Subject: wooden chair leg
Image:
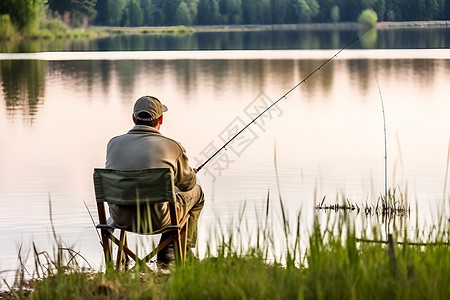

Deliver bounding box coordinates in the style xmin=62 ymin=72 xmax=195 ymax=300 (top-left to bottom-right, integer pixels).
xmin=116 ymin=230 xmax=126 ymax=270
xmin=105 ymin=230 xmax=152 ymax=272
xmin=100 ymin=228 xmax=113 ymax=266
xmin=173 ymin=232 xmax=183 ymax=266
xmin=97 ymin=202 xmax=113 ymax=266
xmin=180 ymin=219 xmax=189 ymax=262
xmin=124 ymin=234 xmax=130 ymax=270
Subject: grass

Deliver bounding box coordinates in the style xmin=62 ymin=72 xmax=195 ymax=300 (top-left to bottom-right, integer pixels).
xmin=2 ymin=196 xmax=448 ymax=300
xmin=2 ymin=141 xmax=449 ymax=298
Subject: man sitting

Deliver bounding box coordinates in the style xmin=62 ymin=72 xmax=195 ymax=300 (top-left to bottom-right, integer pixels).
xmin=104 ymin=95 xmax=205 ymax=264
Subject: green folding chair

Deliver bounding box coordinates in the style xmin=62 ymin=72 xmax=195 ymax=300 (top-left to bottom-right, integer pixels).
xmin=93 ymin=168 xmax=189 ymax=270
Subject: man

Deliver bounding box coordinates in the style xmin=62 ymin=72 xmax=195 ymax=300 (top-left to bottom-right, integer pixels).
xmin=105 ymin=95 xmax=205 ymax=264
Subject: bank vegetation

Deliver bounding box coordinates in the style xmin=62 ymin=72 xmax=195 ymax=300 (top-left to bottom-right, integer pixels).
xmin=1 ymin=0 xmax=450 ymax=40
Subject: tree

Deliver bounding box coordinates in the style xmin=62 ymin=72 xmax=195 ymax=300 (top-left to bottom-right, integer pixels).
xmin=197 ymin=0 xmax=221 ymax=25
xmin=47 ymin=0 xmax=98 ymax=26
xmin=372 ymin=0 xmax=386 ymax=20
xmin=292 ymin=0 xmax=320 ymax=23
xmin=242 ymin=0 xmax=261 ymax=24
xmin=1 ymin=0 xmax=41 ymax=33
xmin=94 ymin=0 xmax=108 ymax=24
xmin=337 ymin=0 xmax=363 ymax=21
xmin=187 ymin=0 xmax=199 ymax=22
xmin=175 ymin=2 xmax=192 ymax=25
xmin=270 ymin=0 xmax=289 ymax=24
xmin=122 ymin=0 xmax=143 ymax=26
xmin=139 ymin=0 xmax=152 ymax=25
xmin=105 ymin=0 xmax=126 ymax=25
xmin=163 ymin=0 xmax=181 ymax=25
xmin=422 ymin=0 xmax=440 ymax=20
xmin=445 ymin=0 xmax=450 ymax=19
xmin=383 ymin=0 xmax=397 ymax=21
xmin=315 ymin=0 xmax=336 ymax=22
xmin=0 ymin=14 xmax=19 ymax=38
xmin=261 ymin=0 xmax=272 ymax=23
xmin=399 ymin=0 xmax=441 ymax=21
xmin=358 ymin=8 xmax=378 ymax=27
xmin=219 ymin=0 xmax=242 ymax=24
xmin=330 ymin=5 xmax=339 ymax=22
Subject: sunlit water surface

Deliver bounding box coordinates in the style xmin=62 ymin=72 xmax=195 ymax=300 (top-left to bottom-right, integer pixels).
xmin=1 ymin=47 xmax=449 ymax=284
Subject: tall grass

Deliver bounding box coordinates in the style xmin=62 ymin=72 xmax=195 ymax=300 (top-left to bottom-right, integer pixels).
xmin=4 ymin=196 xmax=448 ymax=299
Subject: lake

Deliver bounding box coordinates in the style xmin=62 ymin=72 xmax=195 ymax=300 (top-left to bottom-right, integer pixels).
xmin=1 ymin=27 xmax=449 ymax=282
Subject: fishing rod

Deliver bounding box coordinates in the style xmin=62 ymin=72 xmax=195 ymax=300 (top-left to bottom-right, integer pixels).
xmin=195 ymin=0 xmax=407 ymax=173
xmin=370 ymin=64 xmax=388 ymax=201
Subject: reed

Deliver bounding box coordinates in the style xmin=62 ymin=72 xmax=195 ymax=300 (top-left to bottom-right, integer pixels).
xmin=3 ymin=192 xmax=448 ymax=300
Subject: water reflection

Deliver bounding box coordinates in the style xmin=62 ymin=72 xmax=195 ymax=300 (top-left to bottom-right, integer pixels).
xmin=65 ymin=28 xmax=450 ymax=51
xmin=1 ymin=28 xmax=449 ymax=53
xmin=359 ymin=29 xmax=378 ymax=49
xmin=0 ymin=60 xmax=46 ymax=122
xmin=2 ymin=56 xmax=450 ymax=123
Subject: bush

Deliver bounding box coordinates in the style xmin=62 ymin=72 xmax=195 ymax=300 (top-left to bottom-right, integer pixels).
xmin=39 ymin=18 xmax=68 ymax=38
xmin=358 ymin=9 xmax=378 ymax=27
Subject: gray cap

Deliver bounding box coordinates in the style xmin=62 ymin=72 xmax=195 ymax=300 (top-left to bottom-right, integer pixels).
xmin=133 ymin=95 xmax=168 ymax=121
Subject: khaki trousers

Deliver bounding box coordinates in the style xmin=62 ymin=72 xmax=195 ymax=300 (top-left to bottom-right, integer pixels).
xmin=109 ymin=184 xmax=205 ymax=248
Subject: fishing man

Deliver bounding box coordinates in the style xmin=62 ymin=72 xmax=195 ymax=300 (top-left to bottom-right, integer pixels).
xmin=105 ymin=95 xmax=205 ymax=264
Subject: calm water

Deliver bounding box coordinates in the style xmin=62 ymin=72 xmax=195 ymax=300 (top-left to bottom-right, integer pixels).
xmin=1 ymin=28 xmax=450 ymax=281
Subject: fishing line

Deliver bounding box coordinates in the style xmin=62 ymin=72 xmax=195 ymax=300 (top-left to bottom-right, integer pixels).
xmin=195 ymin=0 xmax=407 ymax=173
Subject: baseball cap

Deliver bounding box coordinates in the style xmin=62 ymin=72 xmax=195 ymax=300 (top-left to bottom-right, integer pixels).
xmin=133 ymin=95 xmax=168 ymax=121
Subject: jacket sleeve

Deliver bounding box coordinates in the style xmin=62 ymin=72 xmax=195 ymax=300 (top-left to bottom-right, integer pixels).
xmin=174 ymin=146 xmax=197 ymax=191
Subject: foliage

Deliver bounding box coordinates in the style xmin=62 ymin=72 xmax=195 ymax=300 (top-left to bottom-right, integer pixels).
xmin=2 ymin=0 xmax=449 ymax=33
xmin=197 ymin=0 xmax=222 ymax=25
xmin=0 ymin=0 xmax=42 ymax=34
xmin=87 ymin=0 xmax=450 ymax=27
xmin=0 ymin=14 xmax=19 ymax=39
xmin=40 ymin=18 xmax=68 ymax=35
xmin=122 ymin=0 xmax=143 ymax=26
xmin=292 ymin=0 xmax=320 ymax=23
xmin=168 ymin=255 xmax=304 ymax=299
xmin=358 ymin=8 xmax=378 ymax=27
xmin=46 ymin=0 xmax=97 ymax=26
xmin=15 ymin=212 xmax=450 ymax=299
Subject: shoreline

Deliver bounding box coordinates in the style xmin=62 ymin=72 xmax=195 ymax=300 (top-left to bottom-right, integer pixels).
xmin=3 ymin=20 xmax=448 ymax=41
xmin=91 ymin=20 xmax=450 ymax=35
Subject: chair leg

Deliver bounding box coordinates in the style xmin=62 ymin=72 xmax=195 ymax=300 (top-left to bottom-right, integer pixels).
xmin=173 ymin=232 xmax=183 ymax=266
xmin=180 ymin=219 xmax=189 ymax=262
xmin=124 ymin=234 xmax=130 ymax=270
xmin=100 ymin=228 xmax=113 ymax=266
xmin=116 ymin=230 xmax=126 ymax=270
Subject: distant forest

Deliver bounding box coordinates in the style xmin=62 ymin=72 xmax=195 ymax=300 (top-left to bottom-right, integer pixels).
xmin=2 ymin=0 xmax=450 ymax=30
xmin=91 ymin=0 xmax=450 ymax=26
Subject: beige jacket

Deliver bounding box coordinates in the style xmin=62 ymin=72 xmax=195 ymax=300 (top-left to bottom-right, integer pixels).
xmin=105 ymin=125 xmax=196 ymax=231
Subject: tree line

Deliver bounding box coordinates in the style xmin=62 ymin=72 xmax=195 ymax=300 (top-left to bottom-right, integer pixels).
xmin=1 ymin=0 xmax=450 ymax=33
xmin=93 ymin=0 xmax=450 ymax=27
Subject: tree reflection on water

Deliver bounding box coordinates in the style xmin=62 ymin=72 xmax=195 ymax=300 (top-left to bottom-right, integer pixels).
xmin=0 ymin=59 xmax=46 ymax=123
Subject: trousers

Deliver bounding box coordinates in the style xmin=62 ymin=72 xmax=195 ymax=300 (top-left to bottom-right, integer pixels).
xmin=108 ymin=184 xmax=205 ymax=247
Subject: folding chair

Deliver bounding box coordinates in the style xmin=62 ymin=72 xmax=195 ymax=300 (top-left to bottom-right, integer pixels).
xmin=93 ymin=168 xmax=189 ymax=270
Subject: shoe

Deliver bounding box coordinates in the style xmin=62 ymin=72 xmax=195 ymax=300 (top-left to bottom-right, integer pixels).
xmin=157 ymin=243 xmax=175 ymax=264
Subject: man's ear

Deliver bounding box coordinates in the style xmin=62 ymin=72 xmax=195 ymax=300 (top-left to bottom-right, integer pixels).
xmin=159 ymin=115 xmax=164 ymax=124
xmin=132 ymin=114 xmax=136 ymax=124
